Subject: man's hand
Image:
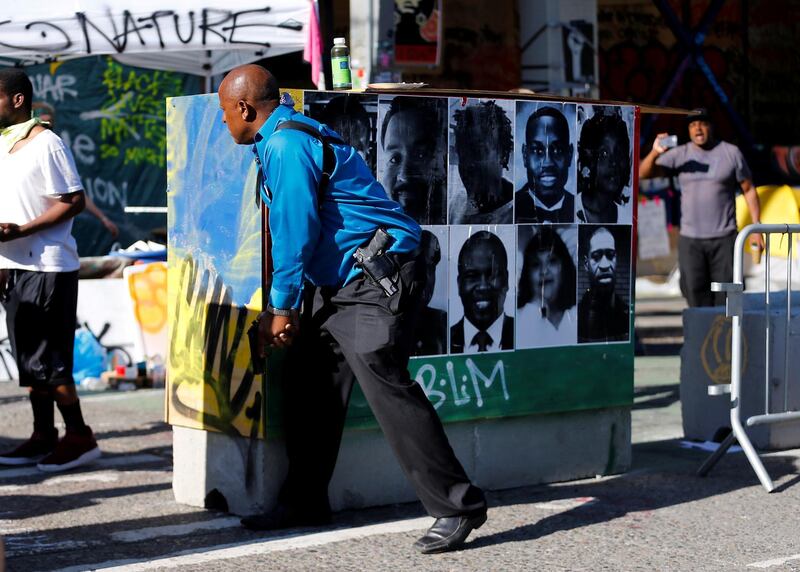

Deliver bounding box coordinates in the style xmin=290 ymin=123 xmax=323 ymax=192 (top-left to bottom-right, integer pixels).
xmin=269 ymin=313 xmax=300 ymax=349
xmin=101 ymin=217 xmax=120 ymax=238
xmin=750 ymin=232 xmax=766 ymax=252
xmin=652 ymin=132 xmax=670 ymax=155
xmin=0 ymin=223 xmax=23 ymax=242
xmin=256 ymin=310 xmax=300 ymax=356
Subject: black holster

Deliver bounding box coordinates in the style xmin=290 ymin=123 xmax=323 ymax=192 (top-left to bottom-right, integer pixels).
xmin=353 ymin=228 xmax=400 ymax=297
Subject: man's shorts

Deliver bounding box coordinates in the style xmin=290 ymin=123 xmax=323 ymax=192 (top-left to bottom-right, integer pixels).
xmin=1 ymin=270 xmax=79 ymax=387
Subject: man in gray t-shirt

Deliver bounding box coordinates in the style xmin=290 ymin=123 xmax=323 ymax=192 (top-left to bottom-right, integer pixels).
xmin=640 ymin=108 xmax=763 ymax=307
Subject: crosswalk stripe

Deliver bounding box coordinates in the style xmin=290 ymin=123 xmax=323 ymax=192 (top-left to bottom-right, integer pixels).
xmin=110 ymin=517 xmax=242 ymax=542
xmin=51 ymin=517 xmax=435 ymax=572
xmin=749 ymin=553 xmax=800 ymax=568
xmin=0 ymin=453 xmax=164 ymax=480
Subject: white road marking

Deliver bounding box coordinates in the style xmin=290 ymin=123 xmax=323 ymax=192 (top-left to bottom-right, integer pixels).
xmin=52 ymin=516 xmax=435 ymax=572
xmin=111 ymin=517 xmax=242 ymax=542
xmin=0 ymin=470 xmax=166 ymax=494
xmin=46 ymin=472 xmax=121 ymax=486
xmin=532 ymin=496 xmax=598 ymax=511
xmin=0 ymin=484 xmax=25 ymax=493
xmin=0 ymin=453 xmax=163 ymax=479
xmin=81 ymin=389 xmax=164 ymax=402
xmin=0 ymin=472 xmax=120 ymax=494
xmin=749 ymin=553 xmax=800 ymax=568
xmin=0 ymin=520 xmax=33 ymax=535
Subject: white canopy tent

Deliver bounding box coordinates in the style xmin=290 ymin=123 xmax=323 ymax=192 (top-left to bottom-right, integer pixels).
xmin=0 ymin=0 xmax=311 ymax=78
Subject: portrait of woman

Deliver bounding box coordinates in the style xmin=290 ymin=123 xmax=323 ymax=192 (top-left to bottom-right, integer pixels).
xmin=576 ymin=106 xmax=633 ymax=224
xmin=516 ymin=225 xmax=578 ymax=348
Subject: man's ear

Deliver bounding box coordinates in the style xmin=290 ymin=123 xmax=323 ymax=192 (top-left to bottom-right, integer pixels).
xmin=12 ymin=93 xmax=25 ymax=110
xmin=521 ymin=143 xmax=528 ymax=161
xmin=567 ymin=143 xmax=574 ymax=163
xmin=237 ymin=100 xmax=255 ymax=121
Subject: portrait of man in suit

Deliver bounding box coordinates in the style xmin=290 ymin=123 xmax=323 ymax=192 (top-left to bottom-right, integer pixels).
xmin=515 ymin=104 xmax=576 ymax=223
xmin=450 ymin=230 xmax=514 ymax=354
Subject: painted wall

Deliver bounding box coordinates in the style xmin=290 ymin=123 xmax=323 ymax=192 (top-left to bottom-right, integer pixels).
xmin=166 ymin=90 xmax=637 ymax=438
xmin=26 ymin=56 xmax=202 ymax=256
xmin=166 ymin=93 xmax=266 ymax=438
xmin=598 ymin=0 xmax=800 ymax=149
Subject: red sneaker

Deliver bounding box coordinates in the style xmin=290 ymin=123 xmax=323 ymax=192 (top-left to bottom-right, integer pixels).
xmin=37 ymin=427 xmax=101 ymax=472
xmin=0 ymin=430 xmax=59 ymax=465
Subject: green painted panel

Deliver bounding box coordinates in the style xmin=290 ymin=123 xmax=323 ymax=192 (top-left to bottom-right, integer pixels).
xmin=266 ymin=328 xmax=635 ymax=433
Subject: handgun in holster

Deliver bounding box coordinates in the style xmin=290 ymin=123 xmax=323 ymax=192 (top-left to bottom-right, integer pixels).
xmin=353 ymin=228 xmax=400 ymax=297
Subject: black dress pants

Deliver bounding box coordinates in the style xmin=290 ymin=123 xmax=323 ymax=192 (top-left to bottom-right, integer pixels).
xmin=279 ymin=257 xmax=486 ymax=518
xmin=678 ymin=232 xmax=736 ymax=307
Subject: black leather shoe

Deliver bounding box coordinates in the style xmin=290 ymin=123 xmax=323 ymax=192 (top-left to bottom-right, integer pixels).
xmin=414 ymin=511 xmax=487 ymax=554
xmin=241 ymin=504 xmax=332 ymax=531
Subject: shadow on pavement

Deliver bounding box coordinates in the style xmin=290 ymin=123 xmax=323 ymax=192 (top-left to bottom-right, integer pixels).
xmin=466 ymin=438 xmax=799 ymax=550
xmin=2 ymin=482 xmax=172 ymax=520
xmin=93 ymin=422 xmax=170 ymax=440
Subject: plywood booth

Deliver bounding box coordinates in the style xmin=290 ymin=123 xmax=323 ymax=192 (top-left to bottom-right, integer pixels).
xmin=167 ymin=88 xmax=639 ymax=515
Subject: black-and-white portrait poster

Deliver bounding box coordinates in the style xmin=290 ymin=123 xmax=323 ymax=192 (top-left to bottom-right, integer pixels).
xmin=448 ymin=225 xmax=516 ymax=354
xmin=447 ymin=98 xmax=514 ymax=225
xmin=304 ymin=92 xmax=378 ymax=175
xmin=377 ymin=95 xmax=448 ymax=225
xmin=576 ymin=104 xmax=635 ymax=225
xmin=516 ymin=224 xmax=578 ymax=349
xmin=411 ymin=225 xmax=449 ymax=357
xmin=576 ymin=224 xmax=632 ymax=344
xmin=513 ymin=101 xmax=577 ymax=224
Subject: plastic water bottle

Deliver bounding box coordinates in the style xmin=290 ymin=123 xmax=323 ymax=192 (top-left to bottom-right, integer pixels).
xmin=331 ymin=37 xmax=352 ymax=90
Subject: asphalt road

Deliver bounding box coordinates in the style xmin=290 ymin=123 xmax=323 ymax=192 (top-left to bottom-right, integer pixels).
xmin=2 ymin=337 xmax=800 ymax=570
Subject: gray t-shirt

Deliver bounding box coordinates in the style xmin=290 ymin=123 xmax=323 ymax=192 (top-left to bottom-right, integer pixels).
xmin=656 ymin=140 xmax=752 ymax=239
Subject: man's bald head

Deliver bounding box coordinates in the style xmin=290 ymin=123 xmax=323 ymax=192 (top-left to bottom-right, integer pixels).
xmin=219 ymin=65 xmax=280 ymax=105
xmin=218 ymin=64 xmax=280 ymax=144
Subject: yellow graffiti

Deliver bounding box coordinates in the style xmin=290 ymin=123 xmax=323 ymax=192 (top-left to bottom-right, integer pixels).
xmin=127 ymin=262 xmax=168 ymax=334
xmin=700 ymin=315 xmax=748 ymax=385
xmin=99 ymin=58 xmax=185 ymax=168
xmin=167 ymin=253 xmax=264 ymax=437
xmin=100 ymin=144 xmax=120 ymax=159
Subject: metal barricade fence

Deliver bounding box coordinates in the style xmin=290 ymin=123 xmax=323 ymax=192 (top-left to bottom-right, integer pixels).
xmin=697 ymin=223 xmax=800 ymax=493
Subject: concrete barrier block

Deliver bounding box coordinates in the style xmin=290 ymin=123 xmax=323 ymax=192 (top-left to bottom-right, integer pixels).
xmin=172 ymin=425 xmax=288 ymax=516
xmin=173 ymin=408 xmax=631 ymax=516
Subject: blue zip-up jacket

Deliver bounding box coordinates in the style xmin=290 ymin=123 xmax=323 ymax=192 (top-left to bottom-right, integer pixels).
xmin=253 ymin=103 xmax=421 ymax=310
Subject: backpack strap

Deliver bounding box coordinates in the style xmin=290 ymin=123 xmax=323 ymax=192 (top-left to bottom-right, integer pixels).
xmin=253 ymin=120 xmax=344 ymax=210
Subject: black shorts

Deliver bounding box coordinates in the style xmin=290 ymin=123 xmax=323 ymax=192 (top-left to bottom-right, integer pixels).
xmin=2 ymin=270 xmax=78 ymax=387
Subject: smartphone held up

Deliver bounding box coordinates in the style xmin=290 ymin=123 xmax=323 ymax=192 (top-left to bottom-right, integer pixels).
xmin=657 ymin=134 xmax=678 ymax=149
